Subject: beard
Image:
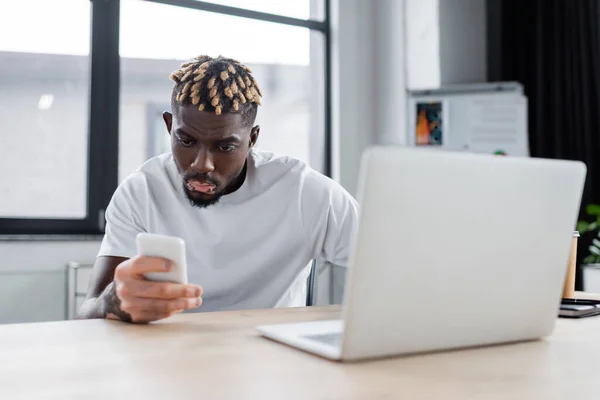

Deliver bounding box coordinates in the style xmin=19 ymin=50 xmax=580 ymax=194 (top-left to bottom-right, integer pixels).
xmin=181 ymin=173 xmax=223 ymax=209
xmin=182 ymin=182 xmax=224 ymax=208
xmin=180 ymin=163 xmax=247 ymax=209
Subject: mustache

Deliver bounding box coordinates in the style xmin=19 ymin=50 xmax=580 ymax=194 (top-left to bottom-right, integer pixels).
xmin=182 ymin=172 xmax=220 ymax=186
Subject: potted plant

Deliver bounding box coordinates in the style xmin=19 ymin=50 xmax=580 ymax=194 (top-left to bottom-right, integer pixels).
xmin=576 ymin=204 xmax=600 ymax=291
xmin=577 ymin=204 xmax=600 ymax=263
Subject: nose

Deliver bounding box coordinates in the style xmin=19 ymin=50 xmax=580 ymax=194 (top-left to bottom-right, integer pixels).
xmin=190 ymin=149 xmax=215 ymax=174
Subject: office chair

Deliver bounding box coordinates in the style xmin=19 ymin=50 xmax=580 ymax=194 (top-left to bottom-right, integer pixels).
xmin=305 ymin=259 xmax=317 ymax=306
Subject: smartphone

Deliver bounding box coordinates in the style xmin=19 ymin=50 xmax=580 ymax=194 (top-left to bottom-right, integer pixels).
xmin=135 ymin=233 xmax=188 ymax=284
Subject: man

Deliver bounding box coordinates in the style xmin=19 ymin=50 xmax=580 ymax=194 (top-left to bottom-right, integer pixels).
xmin=78 ymin=55 xmax=358 ymax=324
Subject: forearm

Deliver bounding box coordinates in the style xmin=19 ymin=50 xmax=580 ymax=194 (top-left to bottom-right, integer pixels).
xmin=76 ymin=282 xmax=132 ymax=322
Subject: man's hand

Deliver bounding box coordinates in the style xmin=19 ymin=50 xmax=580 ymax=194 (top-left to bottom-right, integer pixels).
xmin=103 ymin=256 xmax=203 ymax=324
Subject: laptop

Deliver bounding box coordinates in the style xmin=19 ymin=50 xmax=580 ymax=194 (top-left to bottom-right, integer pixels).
xmin=256 ymin=146 xmax=587 ymax=362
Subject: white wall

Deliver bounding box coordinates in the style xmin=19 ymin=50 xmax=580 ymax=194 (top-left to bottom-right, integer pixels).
xmin=330 ymin=0 xmax=373 ymax=194
xmin=405 ymin=0 xmax=442 ymax=89
xmin=405 ymin=0 xmax=487 ymax=90
xmin=333 ymin=0 xmax=487 ymax=195
xmin=439 ymin=0 xmax=487 ymax=85
xmin=0 ymin=240 xmax=101 ymax=323
xmin=331 ymin=0 xmax=408 ymax=196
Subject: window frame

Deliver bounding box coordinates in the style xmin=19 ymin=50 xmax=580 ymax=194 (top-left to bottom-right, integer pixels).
xmin=0 ymin=0 xmax=332 ymax=235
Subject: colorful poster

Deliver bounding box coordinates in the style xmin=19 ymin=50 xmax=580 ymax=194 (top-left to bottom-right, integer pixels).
xmin=415 ymin=102 xmax=443 ymax=145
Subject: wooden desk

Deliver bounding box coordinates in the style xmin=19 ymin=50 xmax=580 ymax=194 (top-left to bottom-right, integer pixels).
xmin=1 ymin=306 xmax=600 ymax=400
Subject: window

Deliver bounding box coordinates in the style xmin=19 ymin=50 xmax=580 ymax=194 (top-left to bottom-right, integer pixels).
xmin=197 ymin=0 xmax=323 ymax=20
xmin=0 ymin=0 xmax=331 ymax=235
xmin=0 ymin=0 xmax=90 ymax=219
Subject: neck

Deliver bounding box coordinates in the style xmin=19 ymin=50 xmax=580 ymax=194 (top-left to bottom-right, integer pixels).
xmin=223 ymin=161 xmax=248 ymax=195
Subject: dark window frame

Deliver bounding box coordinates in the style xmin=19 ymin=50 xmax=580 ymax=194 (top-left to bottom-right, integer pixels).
xmin=0 ymin=0 xmax=332 ymax=236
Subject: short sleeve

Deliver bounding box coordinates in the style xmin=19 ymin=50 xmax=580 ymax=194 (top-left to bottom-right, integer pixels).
xmin=97 ymin=173 xmax=148 ymax=259
xmin=301 ymin=170 xmax=359 ymax=267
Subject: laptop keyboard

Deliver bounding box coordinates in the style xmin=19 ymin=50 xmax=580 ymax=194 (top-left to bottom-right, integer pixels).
xmin=303 ymin=332 xmax=342 ymax=347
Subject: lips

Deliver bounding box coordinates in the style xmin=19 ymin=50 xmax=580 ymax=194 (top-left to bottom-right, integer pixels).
xmin=186 ymin=180 xmax=217 ymax=194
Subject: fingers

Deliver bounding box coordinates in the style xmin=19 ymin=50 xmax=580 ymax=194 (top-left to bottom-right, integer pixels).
xmin=117 ymin=280 xmax=202 ymax=300
xmin=114 ymin=256 xmax=172 ymax=281
xmin=111 ymin=257 xmax=203 ymax=324
xmin=120 ymin=296 xmax=202 ymax=315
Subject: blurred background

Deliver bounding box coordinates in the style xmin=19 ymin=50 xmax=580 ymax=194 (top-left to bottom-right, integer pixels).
xmin=1 ymin=0 xmax=599 ymax=323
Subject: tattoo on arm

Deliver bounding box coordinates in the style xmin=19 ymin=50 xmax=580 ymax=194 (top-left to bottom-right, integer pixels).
xmin=102 ymin=283 xmax=133 ymax=323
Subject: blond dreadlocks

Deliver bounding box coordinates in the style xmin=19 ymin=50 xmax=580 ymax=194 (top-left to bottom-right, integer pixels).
xmin=169 ymin=55 xmax=263 ymax=126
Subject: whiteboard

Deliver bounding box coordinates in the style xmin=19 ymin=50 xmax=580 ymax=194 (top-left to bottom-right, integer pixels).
xmin=406 ymin=82 xmax=529 ymax=157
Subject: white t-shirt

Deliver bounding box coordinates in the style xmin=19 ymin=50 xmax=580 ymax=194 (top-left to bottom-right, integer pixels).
xmin=98 ymin=148 xmax=359 ymax=312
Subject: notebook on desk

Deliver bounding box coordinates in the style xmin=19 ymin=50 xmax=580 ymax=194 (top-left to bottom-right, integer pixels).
xmin=560 ymin=299 xmax=600 ymax=318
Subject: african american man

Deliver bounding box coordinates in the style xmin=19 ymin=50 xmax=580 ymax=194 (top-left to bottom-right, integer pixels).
xmin=78 ymin=55 xmax=358 ymax=323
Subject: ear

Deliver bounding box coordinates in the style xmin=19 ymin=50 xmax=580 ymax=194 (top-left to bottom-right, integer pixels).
xmin=162 ymin=111 xmax=173 ymax=135
xmin=249 ymin=125 xmax=260 ymax=149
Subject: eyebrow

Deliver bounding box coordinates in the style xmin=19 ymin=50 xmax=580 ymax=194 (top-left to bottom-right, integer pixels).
xmin=214 ymin=136 xmax=242 ymax=143
xmin=175 ymin=129 xmax=241 ymax=143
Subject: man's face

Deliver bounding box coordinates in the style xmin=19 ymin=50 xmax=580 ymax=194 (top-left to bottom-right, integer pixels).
xmin=163 ymin=106 xmax=259 ymax=208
